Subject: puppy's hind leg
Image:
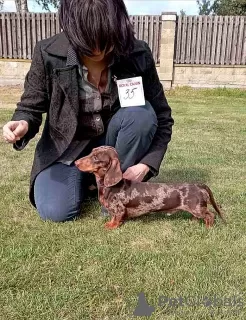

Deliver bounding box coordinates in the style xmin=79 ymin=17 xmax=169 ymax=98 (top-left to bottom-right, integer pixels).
xmin=201 ymin=209 xmax=215 ymax=228
xmin=188 ymin=207 xmax=214 ymax=228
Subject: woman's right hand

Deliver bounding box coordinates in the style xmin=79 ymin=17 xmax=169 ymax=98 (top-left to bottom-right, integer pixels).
xmin=2 ymin=120 xmax=29 ymax=144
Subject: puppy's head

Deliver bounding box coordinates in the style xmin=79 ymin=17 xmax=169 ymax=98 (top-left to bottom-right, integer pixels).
xmin=75 ymin=146 xmax=123 ymax=187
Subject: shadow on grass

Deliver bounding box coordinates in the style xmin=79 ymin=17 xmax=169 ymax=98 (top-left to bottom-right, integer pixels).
xmin=129 ymin=210 xmax=194 ymax=225
xmin=128 ymin=208 xmax=225 ymax=228
xmin=79 ymin=196 xmax=100 ymax=220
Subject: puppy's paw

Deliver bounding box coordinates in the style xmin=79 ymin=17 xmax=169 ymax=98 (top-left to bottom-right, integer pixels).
xmin=104 ymin=222 xmax=120 ymax=229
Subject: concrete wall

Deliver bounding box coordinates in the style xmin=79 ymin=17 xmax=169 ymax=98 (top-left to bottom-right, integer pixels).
xmin=0 ymin=60 xmax=30 ymax=86
xmin=173 ymin=65 xmax=246 ymax=89
xmin=1 ymin=60 xmax=245 ymax=90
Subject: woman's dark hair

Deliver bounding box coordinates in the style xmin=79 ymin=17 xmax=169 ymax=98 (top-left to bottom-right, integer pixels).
xmin=59 ymin=0 xmax=135 ymax=57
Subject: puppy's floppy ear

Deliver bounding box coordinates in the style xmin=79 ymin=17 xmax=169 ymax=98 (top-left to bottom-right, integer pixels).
xmin=104 ymin=158 xmax=123 ymax=187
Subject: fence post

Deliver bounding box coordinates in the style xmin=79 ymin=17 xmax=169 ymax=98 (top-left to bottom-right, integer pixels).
xmin=159 ymin=12 xmax=177 ymax=90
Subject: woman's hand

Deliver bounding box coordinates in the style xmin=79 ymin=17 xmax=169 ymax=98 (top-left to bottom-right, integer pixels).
xmin=2 ymin=120 xmax=29 ymax=144
xmin=123 ymin=163 xmax=150 ymax=182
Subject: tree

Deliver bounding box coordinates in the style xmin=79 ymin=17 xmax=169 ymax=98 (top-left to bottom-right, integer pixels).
xmin=214 ymin=0 xmax=246 ymax=15
xmin=180 ymin=9 xmax=186 ymax=16
xmin=1 ymin=0 xmax=59 ymax=12
xmin=196 ymin=0 xmax=216 ymax=15
xmin=15 ymin=0 xmax=29 ymax=12
xmin=197 ymin=0 xmax=246 ymax=15
xmin=35 ymin=0 xmax=59 ymax=11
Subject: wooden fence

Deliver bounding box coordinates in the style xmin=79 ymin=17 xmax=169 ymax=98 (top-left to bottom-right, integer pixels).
xmin=0 ymin=13 xmax=161 ymax=63
xmin=131 ymin=15 xmax=161 ymax=64
xmin=175 ymin=15 xmax=246 ymax=65
xmin=0 ymin=13 xmax=60 ymax=60
xmin=0 ymin=13 xmax=246 ymax=65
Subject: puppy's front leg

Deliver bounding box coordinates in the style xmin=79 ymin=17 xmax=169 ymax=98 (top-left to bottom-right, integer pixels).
xmin=104 ymin=207 xmax=126 ymax=230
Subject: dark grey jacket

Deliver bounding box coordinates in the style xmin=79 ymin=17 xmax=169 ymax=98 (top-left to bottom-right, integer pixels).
xmin=11 ymin=32 xmax=174 ymax=207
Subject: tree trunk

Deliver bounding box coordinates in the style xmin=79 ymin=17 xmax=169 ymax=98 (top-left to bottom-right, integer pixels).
xmin=15 ymin=0 xmax=29 ymax=12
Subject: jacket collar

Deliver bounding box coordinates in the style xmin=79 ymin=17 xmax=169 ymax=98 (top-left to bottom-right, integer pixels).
xmin=44 ymin=32 xmax=147 ymax=59
xmin=44 ymin=32 xmax=70 ymax=57
xmin=66 ymin=45 xmax=115 ymax=68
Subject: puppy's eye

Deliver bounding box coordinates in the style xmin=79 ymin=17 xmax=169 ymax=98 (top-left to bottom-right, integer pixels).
xmin=93 ymin=155 xmax=99 ymax=162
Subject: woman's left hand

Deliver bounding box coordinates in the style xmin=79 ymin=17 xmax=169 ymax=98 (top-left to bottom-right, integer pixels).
xmin=123 ymin=164 xmax=150 ymax=182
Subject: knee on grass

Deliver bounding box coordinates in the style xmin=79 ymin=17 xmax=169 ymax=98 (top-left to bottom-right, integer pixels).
xmin=37 ymin=203 xmax=81 ymax=222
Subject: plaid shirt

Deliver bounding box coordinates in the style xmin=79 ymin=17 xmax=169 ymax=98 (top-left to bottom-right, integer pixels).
xmin=58 ymin=46 xmax=118 ymax=165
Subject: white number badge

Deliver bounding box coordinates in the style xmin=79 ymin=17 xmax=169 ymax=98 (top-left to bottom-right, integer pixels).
xmin=116 ymin=76 xmax=146 ymax=107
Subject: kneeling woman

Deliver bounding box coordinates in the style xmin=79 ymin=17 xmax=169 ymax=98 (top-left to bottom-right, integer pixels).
xmin=2 ymin=0 xmax=174 ymax=222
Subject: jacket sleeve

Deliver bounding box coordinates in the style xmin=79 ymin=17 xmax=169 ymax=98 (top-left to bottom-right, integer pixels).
xmin=11 ymin=42 xmax=49 ymax=150
xmin=140 ymin=43 xmax=174 ymax=176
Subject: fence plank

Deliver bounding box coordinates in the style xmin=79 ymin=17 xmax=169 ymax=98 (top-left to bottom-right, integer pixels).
xmin=16 ymin=13 xmax=21 ymax=58
xmin=134 ymin=16 xmax=138 ymax=38
xmin=6 ymin=13 xmax=12 ymax=58
xmin=36 ymin=13 xmax=41 ymax=42
xmin=132 ymin=16 xmax=137 ymax=39
xmin=31 ymin=13 xmax=36 ymax=53
xmin=225 ymin=16 xmax=234 ymax=64
xmin=56 ymin=11 xmax=60 ymax=33
xmin=144 ymin=16 xmax=149 ymax=43
xmin=195 ymin=15 xmax=203 ymax=64
xmin=2 ymin=14 xmax=7 ymax=58
xmin=200 ymin=15 xmax=208 ymax=64
xmin=236 ymin=17 xmax=244 ymax=65
xmin=51 ymin=13 xmax=55 ymax=36
xmin=190 ymin=16 xmax=197 ymax=64
xmin=242 ymin=24 xmax=246 ymax=65
xmin=205 ymin=16 xmax=213 ymax=64
xmin=149 ymin=15 xmax=154 ymax=54
xmin=231 ymin=16 xmax=239 ymax=65
xmin=0 ymin=15 xmax=2 ymax=58
xmin=180 ymin=16 xmax=187 ymax=63
xmin=157 ymin=17 xmax=161 ymax=64
xmin=130 ymin=16 xmax=134 ymax=35
xmin=220 ymin=16 xmax=228 ymax=64
xmin=46 ymin=13 xmax=51 ymax=38
xmin=41 ymin=12 xmax=46 ymax=39
xmin=139 ymin=16 xmax=144 ymax=39
xmin=210 ymin=16 xmax=218 ymax=64
xmin=175 ymin=16 xmax=182 ymax=63
xmin=153 ymin=16 xmax=159 ymax=64
xmin=215 ymin=16 xmax=223 ymax=64
xmin=11 ymin=13 xmax=18 ymax=59
xmin=21 ymin=13 xmax=27 ymax=59
xmin=26 ymin=13 xmax=32 ymax=59
xmin=185 ymin=16 xmax=192 ymax=64
xmin=0 ymin=15 xmax=3 ymax=58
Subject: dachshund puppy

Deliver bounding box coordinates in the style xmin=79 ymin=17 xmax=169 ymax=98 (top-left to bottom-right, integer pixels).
xmin=75 ymin=146 xmax=225 ymax=229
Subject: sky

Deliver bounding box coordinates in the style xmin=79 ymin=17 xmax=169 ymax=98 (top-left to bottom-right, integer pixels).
xmin=2 ymin=0 xmax=199 ymax=15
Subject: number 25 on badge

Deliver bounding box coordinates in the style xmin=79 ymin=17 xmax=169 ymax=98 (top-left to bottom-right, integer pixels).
xmin=116 ymin=76 xmax=146 ymax=108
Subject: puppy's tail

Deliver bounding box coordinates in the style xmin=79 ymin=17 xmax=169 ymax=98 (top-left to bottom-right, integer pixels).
xmin=203 ymin=185 xmax=226 ymax=224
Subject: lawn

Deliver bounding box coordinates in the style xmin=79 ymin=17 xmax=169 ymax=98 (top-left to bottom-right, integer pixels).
xmin=0 ymin=86 xmax=246 ymax=320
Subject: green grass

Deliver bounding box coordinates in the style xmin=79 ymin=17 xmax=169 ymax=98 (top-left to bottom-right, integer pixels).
xmin=0 ymin=87 xmax=246 ymax=320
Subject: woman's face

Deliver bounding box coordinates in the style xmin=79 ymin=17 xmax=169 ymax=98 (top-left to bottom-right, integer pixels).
xmin=85 ymin=46 xmax=114 ymax=62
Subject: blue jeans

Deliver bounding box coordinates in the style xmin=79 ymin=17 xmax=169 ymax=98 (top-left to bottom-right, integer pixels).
xmin=34 ymin=102 xmax=157 ymax=222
